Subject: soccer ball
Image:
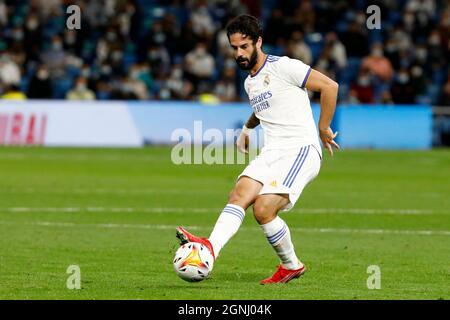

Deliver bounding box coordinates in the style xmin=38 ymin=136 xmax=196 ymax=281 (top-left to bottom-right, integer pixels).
xmin=173 ymin=242 xmax=214 ymax=282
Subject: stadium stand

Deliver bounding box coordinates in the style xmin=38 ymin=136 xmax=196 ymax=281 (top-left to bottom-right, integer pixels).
xmin=0 ymin=0 xmax=448 ymax=105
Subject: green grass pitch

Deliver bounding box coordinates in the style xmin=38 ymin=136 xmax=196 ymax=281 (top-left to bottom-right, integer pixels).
xmin=0 ymin=146 xmax=449 ymax=300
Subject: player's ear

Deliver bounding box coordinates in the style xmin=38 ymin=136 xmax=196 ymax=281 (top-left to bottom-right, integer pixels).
xmin=255 ymin=36 xmax=262 ymax=49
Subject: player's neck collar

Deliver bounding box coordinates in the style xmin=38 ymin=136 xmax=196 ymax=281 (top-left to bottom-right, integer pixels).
xmin=250 ymin=53 xmax=268 ymax=78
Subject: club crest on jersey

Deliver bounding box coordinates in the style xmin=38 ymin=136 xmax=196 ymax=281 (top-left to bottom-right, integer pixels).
xmin=263 ymin=75 xmax=270 ymax=87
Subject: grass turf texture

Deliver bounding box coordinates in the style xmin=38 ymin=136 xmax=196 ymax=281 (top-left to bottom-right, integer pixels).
xmin=0 ymin=146 xmax=449 ymax=300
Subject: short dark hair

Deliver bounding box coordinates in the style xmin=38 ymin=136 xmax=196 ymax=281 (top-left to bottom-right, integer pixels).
xmin=226 ymin=14 xmax=262 ymax=43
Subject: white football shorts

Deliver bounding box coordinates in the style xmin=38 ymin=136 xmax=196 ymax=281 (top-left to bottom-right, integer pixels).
xmin=237 ymin=144 xmax=321 ymax=211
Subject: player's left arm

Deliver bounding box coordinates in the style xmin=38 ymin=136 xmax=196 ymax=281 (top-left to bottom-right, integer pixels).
xmin=304 ymin=69 xmax=340 ymax=156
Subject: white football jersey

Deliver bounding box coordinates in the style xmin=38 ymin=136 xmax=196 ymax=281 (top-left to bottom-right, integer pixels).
xmin=244 ymin=55 xmax=322 ymax=156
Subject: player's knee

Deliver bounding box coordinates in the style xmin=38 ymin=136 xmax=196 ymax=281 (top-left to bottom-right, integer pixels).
xmin=253 ymin=198 xmax=277 ymax=224
xmin=228 ymin=188 xmax=252 ymax=208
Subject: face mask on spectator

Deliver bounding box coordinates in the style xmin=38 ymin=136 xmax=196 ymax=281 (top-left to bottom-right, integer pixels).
xmin=371 ymin=48 xmax=383 ymax=57
xmin=415 ymin=48 xmax=427 ymax=60
xmin=411 ymin=66 xmax=423 ymax=77
xmin=76 ymin=82 xmax=87 ymax=90
xmin=112 ymin=51 xmax=123 ymax=62
xmin=397 ymin=73 xmax=410 ymax=84
xmin=27 ymin=19 xmax=39 ymax=31
xmin=52 ymin=41 xmax=63 ymax=51
xmin=130 ymin=69 xmax=140 ymax=79
xmin=81 ymin=68 xmax=91 ymax=78
xmin=403 ymin=13 xmax=414 ymax=26
xmin=429 ymin=35 xmax=440 ymax=46
xmin=106 ymin=32 xmax=117 ymax=42
xmin=37 ymin=69 xmax=49 ymax=80
xmin=148 ymin=50 xmax=158 ymax=60
xmin=172 ymin=68 xmax=182 ymax=79
xmin=65 ymin=33 xmax=76 ymax=45
xmin=196 ymin=47 xmax=206 ymax=55
xmin=160 ymin=88 xmax=170 ymax=100
xmin=154 ymin=33 xmax=165 ymax=44
xmin=385 ymin=42 xmax=397 ymax=52
xmin=358 ymin=76 xmax=370 ymax=86
xmin=12 ymin=30 xmax=24 ymax=41
xmin=101 ymin=65 xmax=112 ymax=76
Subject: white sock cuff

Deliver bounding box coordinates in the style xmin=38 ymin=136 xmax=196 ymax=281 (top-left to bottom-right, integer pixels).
xmin=222 ymin=204 xmax=245 ymax=222
xmin=261 ymin=216 xmax=287 ymax=245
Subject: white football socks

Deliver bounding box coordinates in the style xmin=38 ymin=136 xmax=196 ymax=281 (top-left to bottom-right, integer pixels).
xmin=208 ymin=204 xmax=246 ymax=257
xmin=260 ymin=216 xmax=302 ymax=270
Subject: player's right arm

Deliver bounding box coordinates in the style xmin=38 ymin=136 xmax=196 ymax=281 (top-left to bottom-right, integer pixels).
xmin=236 ymin=112 xmax=260 ymax=154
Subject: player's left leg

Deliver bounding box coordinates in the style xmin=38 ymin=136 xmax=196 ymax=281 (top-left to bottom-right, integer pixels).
xmin=253 ymin=193 xmax=306 ymax=284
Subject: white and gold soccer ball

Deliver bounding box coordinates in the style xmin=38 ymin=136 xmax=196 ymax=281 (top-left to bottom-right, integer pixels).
xmin=173 ymin=242 xmax=214 ymax=282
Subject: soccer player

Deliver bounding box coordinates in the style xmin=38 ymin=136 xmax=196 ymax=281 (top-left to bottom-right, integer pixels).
xmin=176 ymin=14 xmax=340 ymax=284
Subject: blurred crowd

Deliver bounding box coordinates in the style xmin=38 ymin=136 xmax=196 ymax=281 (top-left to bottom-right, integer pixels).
xmin=0 ymin=0 xmax=449 ymax=105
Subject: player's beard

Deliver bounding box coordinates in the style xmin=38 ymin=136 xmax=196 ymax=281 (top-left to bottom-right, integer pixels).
xmin=236 ymin=47 xmax=258 ymax=71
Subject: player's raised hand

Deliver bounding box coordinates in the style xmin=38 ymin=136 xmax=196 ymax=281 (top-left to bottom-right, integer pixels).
xmin=236 ymin=125 xmax=251 ymax=154
xmin=319 ymin=127 xmax=340 ymax=156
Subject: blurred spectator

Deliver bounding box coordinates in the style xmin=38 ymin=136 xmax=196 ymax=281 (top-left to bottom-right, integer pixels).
xmin=214 ymin=67 xmax=238 ymax=102
xmin=406 ymin=0 xmax=436 ymax=18
xmin=362 ymin=43 xmax=394 ymax=82
xmin=0 ymin=52 xmax=21 ymax=87
xmin=190 ymin=1 xmax=217 ymax=38
xmin=134 ymin=62 xmax=154 ymax=95
xmin=216 ymin=20 xmax=234 ymax=58
xmin=166 ymin=64 xmax=194 ymax=100
xmin=264 ymin=9 xmax=285 ymax=45
xmin=184 ymin=42 xmax=215 ymax=93
xmin=380 ymin=90 xmax=394 ymax=104
xmin=0 ymin=1 xmax=7 ymax=27
xmin=340 ymin=20 xmax=369 ymax=58
xmin=384 ymin=38 xmax=401 ymax=70
xmin=324 ymin=32 xmax=347 ymax=70
xmin=126 ymin=65 xmax=150 ymax=100
xmin=350 ymin=68 xmax=375 ymax=103
xmin=391 ymin=69 xmax=415 ymax=104
xmin=66 ymin=77 xmax=95 ymax=100
xmin=439 ymin=73 xmax=450 ymax=106
xmin=285 ymin=31 xmax=312 ymax=65
xmin=288 ymin=1 xmax=316 ymax=34
xmin=27 ymin=65 xmax=53 ymax=99
xmin=315 ymin=45 xmax=339 ymax=81
xmin=412 ymin=44 xmax=428 ymax=69
xmin=428 ymin=29 xmax=445 ymax=66
xmin=0 ymin=0 xmax=447 ymax=104
xmin=41 ymin=35 xmax=68 ymax=78
xmin=176 ymin=20 xmax=199 ymax=56
xmin=147 ymin=44 xmax=171 ymax=76
xmin=24 ymin=13 xmax=43 ymax=63
xmin=410 ymin=65 xmax=427 ymax=97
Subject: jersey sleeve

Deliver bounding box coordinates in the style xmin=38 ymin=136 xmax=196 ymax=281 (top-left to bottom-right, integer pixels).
xmin=277 ymin=57 xmax=312 ymax=88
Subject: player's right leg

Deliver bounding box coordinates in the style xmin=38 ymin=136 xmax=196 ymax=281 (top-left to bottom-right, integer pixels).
xmin=176 ymin=176 xmax=262 ymax=259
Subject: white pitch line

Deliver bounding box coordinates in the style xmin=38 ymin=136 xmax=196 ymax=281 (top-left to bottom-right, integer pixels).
xmin=0 ymin=220 xmax=448 ymax=236
xmin=0 ymin=188 xmax=445 ymax=199
xmin=298 ymin=208 xmax=435 ymax=215
xmin=0 ymin=188 xmax=220 ymax=195
xmin=0 ymin=207 xmax=440 ymax=215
